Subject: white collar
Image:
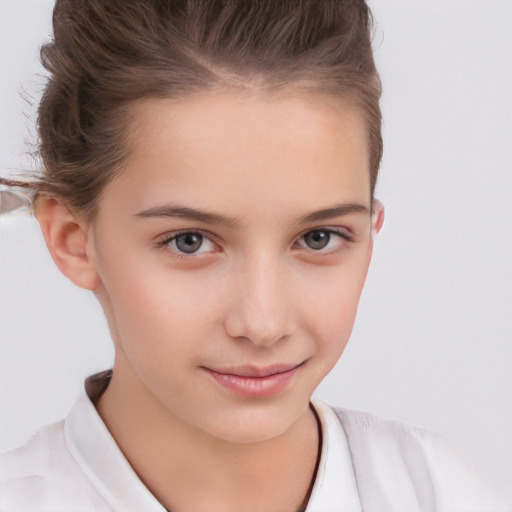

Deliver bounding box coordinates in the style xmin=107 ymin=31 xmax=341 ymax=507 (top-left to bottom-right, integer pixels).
xmin=306 ymin=401 xmax=361 ymax=512
xmin=65 ymin=393 xmax=166 ymax=511
xmin=63 ymin=388 xmax=360 ymax=511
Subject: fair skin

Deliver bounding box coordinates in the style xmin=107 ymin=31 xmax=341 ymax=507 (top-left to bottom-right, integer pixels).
xmin=37 ymin=91 xmax=384 ymax=512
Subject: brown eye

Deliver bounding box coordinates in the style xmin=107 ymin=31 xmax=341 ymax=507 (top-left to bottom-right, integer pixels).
xmin=303 ymin=230 xmax=330 ymax=250
xmin=174 ymin=233 xmax=203 ymax=253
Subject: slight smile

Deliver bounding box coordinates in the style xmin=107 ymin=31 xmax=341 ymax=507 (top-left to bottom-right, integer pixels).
xmin=202 ymin=363 xmax=305 ymax=397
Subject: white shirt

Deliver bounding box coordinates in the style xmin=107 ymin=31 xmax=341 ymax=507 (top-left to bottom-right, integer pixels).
xmin=1 ymin=375 xmax=508 ymax=511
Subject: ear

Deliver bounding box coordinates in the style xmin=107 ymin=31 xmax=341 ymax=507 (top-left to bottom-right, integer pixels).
xmin=35 ymin=196 xmax=100 ymax=290
xmin=371 ymin=199 xmax=385 ymax=236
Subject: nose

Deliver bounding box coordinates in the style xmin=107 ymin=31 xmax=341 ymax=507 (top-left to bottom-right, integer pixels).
xmin=223 ymin=256 xmax=296 ymax=347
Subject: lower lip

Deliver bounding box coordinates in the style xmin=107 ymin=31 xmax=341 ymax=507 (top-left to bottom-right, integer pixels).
xmin=203 ymin=366 xmax=301 ymax=397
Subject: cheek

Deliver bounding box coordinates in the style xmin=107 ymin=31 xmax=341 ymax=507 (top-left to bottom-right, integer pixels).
xmin=99 ymin=259 xmax=223 ymax=352
xmin=300 ymin=256 xmax=369 ymax=351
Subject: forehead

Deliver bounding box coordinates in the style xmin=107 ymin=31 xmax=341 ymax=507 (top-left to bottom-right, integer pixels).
xmin=101 ymin=92 xmax=371 ymax=220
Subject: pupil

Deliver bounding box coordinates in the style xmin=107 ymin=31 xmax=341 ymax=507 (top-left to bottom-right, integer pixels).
xmin=305 ymin=230 xmax=330 ymax=250
xmin=176 ymin=233 xmax=202 ymax=253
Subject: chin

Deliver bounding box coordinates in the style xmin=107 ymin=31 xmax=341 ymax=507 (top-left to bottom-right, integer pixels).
xmin=196 ymin=399 xmax=310 ymax=445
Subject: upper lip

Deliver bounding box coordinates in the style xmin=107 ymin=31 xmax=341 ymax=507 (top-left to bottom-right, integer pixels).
xmin=204 ymin=362 xmax=304 ymax=378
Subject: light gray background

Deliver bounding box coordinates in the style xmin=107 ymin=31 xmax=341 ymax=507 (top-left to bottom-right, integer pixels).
xmin=1 ymin=0 xmax=511 ymax=504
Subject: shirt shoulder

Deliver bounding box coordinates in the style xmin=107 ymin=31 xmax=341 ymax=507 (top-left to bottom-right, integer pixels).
xmin=0 ymin=420 xmax=111 ymax=512
xmin=1 ymin=420 xmax=65 ymax=479
xmin=330 ymin=406 xmax=509 ymax=512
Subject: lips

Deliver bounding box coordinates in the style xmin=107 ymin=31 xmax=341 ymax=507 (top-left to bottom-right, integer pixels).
xmin=202 ymin=362 xmax=304 ymax=397
xmin=209 ymin=363 xmax=302 ymax=378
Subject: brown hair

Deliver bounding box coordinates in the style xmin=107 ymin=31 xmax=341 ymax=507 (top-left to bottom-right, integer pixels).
xmin=35 ymin=0 xmax=382 ymax=219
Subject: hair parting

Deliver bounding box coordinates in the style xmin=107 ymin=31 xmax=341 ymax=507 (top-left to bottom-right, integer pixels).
xmin=27 ymin=0 xmax=383 ymax=219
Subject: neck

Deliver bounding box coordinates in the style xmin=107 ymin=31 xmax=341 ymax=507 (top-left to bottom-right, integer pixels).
xmin=96 ymin=362 xmax=321 ymax=512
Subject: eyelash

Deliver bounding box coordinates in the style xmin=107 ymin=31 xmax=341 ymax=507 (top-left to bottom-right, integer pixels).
xmin=156 ymin=230 xmax=220 ymax=259
xmin=156 ymin=227 xmax=354 ymax=259
xmin=293 ymin=228 xmax=355 ymax=258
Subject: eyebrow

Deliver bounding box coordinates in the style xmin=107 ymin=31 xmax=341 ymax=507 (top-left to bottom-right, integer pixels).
xmin=297 ymin=203 xmax=370 ymax=224
xmin=135 ymin=202 xmax=370 ymax=227
xmin=135 ymin=204 xmax=241 ymax=227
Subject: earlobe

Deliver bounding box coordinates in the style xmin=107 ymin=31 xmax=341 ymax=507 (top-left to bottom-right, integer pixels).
xmin=371 ymin=199 xmax=385 ymax=236
xmin=35 ymin=196 xmax=100 ymax=290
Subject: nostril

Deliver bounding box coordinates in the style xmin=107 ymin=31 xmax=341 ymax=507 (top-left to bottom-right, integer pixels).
xmin=224 ymin=303 xmax=295 ymax=347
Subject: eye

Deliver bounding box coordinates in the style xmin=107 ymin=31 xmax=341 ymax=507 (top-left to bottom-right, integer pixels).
xmin=158 ymin=231 xmax=218 ymax=256
xmin=303 ymin=230 xmax=331 ymax=250
xmin=296 ymin=228 xmax=351 ymax=252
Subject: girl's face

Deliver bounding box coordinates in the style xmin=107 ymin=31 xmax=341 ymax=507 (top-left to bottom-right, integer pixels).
xmin=88 ymin=92 xmax=382 ymax=443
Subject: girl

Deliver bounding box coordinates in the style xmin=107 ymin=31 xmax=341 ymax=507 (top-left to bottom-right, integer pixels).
xmin=1 ymin=1 xmax=508 ymax=511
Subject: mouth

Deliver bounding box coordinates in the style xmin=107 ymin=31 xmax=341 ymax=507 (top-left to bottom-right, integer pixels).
xmin=202 ymin=362 xmax=305 ymax=397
